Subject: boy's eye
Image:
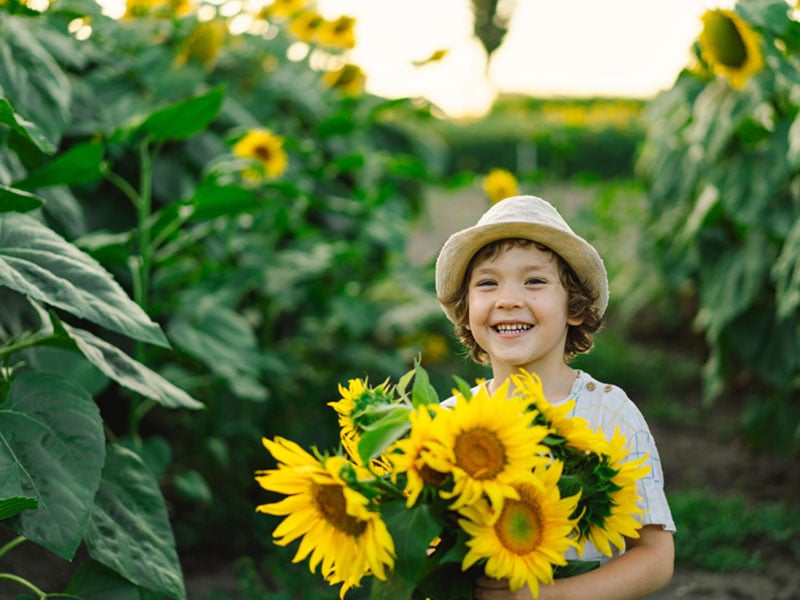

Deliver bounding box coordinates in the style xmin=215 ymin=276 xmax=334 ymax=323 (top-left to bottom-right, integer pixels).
xmin=526 ymin=278 xmax=546 ymax=285
xmin=475 ymin=279 xmax=497 ymax=287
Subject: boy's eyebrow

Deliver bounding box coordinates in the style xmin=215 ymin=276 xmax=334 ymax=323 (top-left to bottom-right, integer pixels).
xmin=471 ymin=262 xmax=558 ymax=276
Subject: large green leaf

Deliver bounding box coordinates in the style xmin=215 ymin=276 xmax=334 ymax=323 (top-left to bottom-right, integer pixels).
xmin=0 ymin=184 xmax=44 ymax=214
xmin=0 ymin=14 xmax=71 ymax=149
xmin=85 ymin=444 xmax=186 ymax=600
xmin=0 ymin=98 xmax=56 ymax=155
xmin=773 ymin=218 xmax=800 ymax=319
xmin=697 ymin=232 xmax=772 ymax=338
xmin=380 ymin=501 xmax=442 ymax=585
xmin=136 ymin=85 xmax=226 ymax=143
xmin=167 ymin=294 xmax=266 ymax=401
xmin=0 ymin=372 xmax=105 ymax=560
xmin=60 ymin=322 xmax=203 ymax=410
xmin=0 ymin=212 xmax=168 ymax=347
xmin=14 ymin=141 xmax=105 ymax=190
xmin=66 ymin=560 xmax=141 ymax=600
xmin=0 ymin=462 xmax=38 ymax=520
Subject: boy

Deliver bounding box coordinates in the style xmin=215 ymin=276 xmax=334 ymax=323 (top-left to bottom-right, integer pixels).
xmin=435 ymin=195 xmax=675 ymax=599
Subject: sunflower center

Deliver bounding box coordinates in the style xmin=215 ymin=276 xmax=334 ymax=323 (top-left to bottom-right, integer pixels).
xmin=494 ymin=495 xmax=543 ymax=555
xmin=254 ymin=144 xmax=273 ymax=162
xmin=704 ymin=12 xmax=747 ymax=67
xmin=311 ymin=483 xmax=367 ymax=537
xmin=420 ymin=463 xmax=448 ymax=487
xmin=454 ymin=427 xmax=506 ymax=479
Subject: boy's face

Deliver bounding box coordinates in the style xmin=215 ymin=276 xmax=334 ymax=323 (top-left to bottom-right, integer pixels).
xmin=466 ymin=244 xmax=581 ymax=377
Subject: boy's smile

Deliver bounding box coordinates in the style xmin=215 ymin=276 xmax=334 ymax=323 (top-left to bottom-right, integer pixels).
xmin=467 ymin=244 xmax=580 ymax=384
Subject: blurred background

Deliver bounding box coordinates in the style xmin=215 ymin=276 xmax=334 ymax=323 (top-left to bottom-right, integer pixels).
xmin=0 ymin=0 xmax=798 ymax=598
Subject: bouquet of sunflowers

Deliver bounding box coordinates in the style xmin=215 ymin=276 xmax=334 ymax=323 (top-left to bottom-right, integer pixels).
xmin=255 ymin=363 xmax=650 ymax=599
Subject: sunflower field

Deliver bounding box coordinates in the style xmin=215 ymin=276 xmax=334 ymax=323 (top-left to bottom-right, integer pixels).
xmin=1 ymin=0 xmax=799 ymax=598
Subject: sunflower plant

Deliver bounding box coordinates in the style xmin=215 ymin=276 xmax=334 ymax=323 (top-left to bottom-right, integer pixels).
xmin=255 ymin=363 xmax=650 ymax=599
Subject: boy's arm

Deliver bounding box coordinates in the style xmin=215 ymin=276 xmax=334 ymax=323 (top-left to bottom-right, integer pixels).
xmin=474 ymin=525 xmax=675 ymax=600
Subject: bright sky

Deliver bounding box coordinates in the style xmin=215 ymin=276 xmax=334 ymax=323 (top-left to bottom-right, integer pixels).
xmin=318 ymin=0 xmax=736 ymax=118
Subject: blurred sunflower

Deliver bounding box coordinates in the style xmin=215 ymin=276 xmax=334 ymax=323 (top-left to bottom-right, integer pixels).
xmin=322 ymin=63 xmax=365 ymax=96
xmin=124 ymin=0 xmax=191 ymax=19
xmin=264 ymin=0 xmax=305 ymax=19
xmin=232 ymin=128 xmax=287 ymax=180
xmin=175 ymin=20 xmax=227 ymax=71
xmin=318 ymin=15 xmax=357 ymax=49
xmin=698 ymin=8 xmax=764 ymax=89
xmin=424 ymin=380 xmax=550 ymax=514
xmin=255 ymin=437 xmax=395 ymax=597
xmin=288 ymin=9 xmax=324 ymax=43
xmin=578 ymin=426 xmax=650 ymax=557
xmin=389 ymin=404 xmax=451 ymax=507
xmin=483 ymin=168 xmax=519 ymax=204
xmin=511 ymin=370 xmax=610 ymax=455
xmin=458 ymin=462 xmax=580 ymax=596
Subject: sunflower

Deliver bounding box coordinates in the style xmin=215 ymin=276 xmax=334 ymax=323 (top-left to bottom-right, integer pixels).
xmin=124 ymin=0 xmax=191 ymax=19
xmin=255 ymin=437 xmax=395 ymax=598
xmin=322 ymin=63 xmax=365 ymax=96
xmin=264 ymin=0 xmax=305 ymax=19
xmin=317 ymin=15 xmax=357 ymax=49
xmin=423 ymin=379 xmax=550 ymax=515
xmin=458 ymin=462 xmax=580 ymax=597
xmin=389 ymin=404 xmax=451 ymax=507
xmin=511 ymin=370 xmax=610 ymax=456
xmin=698 ymin=9 xmax=764 ymax=90
xmin=175 ymin=20 xmax=227 ymax=71
xmin=288 ymin=10 xmax=324 ymax=43
xmin=232 ymin=128 xmax=288 ymax=180
xmin=483 ymin=168 xmax=518 ymax=204
xmin=574 ymin=426 xmax=649 ymax=557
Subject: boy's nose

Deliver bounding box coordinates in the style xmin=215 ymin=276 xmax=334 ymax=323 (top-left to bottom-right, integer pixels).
xmin=494 ymin=286 xmax=523 ymax=309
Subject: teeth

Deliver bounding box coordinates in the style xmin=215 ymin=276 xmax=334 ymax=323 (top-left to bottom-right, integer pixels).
xmin=494 ymin=324 xmax=532 ymax=334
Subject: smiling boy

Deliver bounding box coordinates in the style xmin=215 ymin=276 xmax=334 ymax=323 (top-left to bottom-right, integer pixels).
xmin=435 ymin=195 xmax=675 ymax=600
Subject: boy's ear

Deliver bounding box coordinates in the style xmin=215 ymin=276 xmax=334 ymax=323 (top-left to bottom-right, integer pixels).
xmin=567 ymin=315 xmax=583 ymax=327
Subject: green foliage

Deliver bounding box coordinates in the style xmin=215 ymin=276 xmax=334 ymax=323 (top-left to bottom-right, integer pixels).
xmin=0 ymin=0 xmax=450 ymax=597
xmin=437 ymin=97 xmax=646 ymax=180
xmin=669 ymin=489 xmax=800 ymax=571
xmin=636 ymin=0 xmax=800 ymax=451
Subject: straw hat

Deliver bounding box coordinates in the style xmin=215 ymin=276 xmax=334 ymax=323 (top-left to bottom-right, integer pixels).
xmin=435 ymin=195 xmax=608 ymax=322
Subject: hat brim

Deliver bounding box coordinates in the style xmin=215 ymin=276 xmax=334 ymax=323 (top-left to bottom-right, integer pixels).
xmin=435 ymin=220 xmax=608 ymax=322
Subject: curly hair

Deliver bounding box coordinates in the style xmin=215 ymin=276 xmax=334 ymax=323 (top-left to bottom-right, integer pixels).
xmin=439 ymin=238 xmax=604 ymax=365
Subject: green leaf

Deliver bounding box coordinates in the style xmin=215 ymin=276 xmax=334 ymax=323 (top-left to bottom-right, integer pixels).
xmin=85 ymin=444 xmax=186 ymax=600
xmin=136 ymin=86 xmax=226 ymax=142
xmin=0 ymin=98 xmax=56 ymax=155
xmin=0 ymin=460 xmax=38 ymax=519
xmin=411 ymin=363 xmax=439 ymax=407
xmin=60 ymin=321 xmax=203 ymax=410
xmin=773 ymin=218 xmax=800 ymax=320
xmin=173 ymin=469 xmax=212 ymax=503
xmin=0 ymin=372 xmax=105 ymax=560
xmin=0 ymin=212 xmax=169 ymax=347
xmin=66 ymin=560 xmax=141 ymax=600
xmin=380 ymin=501 xmax=442 ymax=586
xmin=167 ymin=295 xmax=266 ymax=401
xmin=370 ymin=571 xmax=414 ymax=600
xmin=190 ymin=181 xmax=259 ymax=219
xmin=14 ymin=141 xmax=105 ymax=190
xmin=0 ymin=184 xmax=45 ymax=214
xmin=357 ymin=408 xmax=411 ymax=464
xmin=0 ymin=16 xmax=70 ymax=150
xmin=697 ymin=232 xmax=771 ymax=338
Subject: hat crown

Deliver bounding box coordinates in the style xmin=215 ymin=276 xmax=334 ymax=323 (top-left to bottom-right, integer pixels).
xmin=477 ymin=195 xmax=574 ymax=233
